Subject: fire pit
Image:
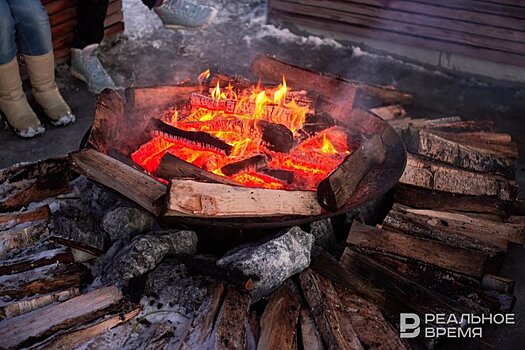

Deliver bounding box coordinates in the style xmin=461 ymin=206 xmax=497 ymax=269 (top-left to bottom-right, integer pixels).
xmin=75 ymin=57 xmax=406 ymax=230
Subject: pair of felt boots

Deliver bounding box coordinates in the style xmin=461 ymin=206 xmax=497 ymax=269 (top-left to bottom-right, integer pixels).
xmin=0 ymin=52 xmax=75 ymax=138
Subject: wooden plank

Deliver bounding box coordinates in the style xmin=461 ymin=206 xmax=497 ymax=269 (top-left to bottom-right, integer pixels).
xmin=0 ymin=263 xmax=81 ymax=299
xmin=212 ymin=287 xmax=251 ymax=350
xmin=400 ymin=154 xmax=516 ymax=200
xmin=274 ymin=0 xmax=525 ymax=43
xmin=299 ymin=269 xmax=364 ymax=350
xmin=347 ymin=221 xmax=489 ymax=278
xmin=0 ymin=247 xmax=74 ymax=276
xmin=257 ymin=283 xmax=301 ymax=350
xmin=0 ymin=286 xmax=126 ymax=349
xmin=165 ymin=179 xmax=323 ymax=218
xmin=0 ymin=288 xmax=80 ymax=321
xmin=70 ymin=149 xmax=167 ymax=216
xmin=269 ymin=10 xmax=525 ymax=67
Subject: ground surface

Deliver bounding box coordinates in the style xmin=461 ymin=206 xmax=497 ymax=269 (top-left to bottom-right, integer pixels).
xmin=0 ymin=0 xmax=524 ymax=348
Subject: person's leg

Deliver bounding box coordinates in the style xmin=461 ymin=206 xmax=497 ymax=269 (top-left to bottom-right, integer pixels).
xmin=71 ymin=0 xmax=110 ymax=49
xmin=0 ymin=0 xmax=45 ymax=137
xmin=9 ymin=0 xmax=75 ymax=127
xmin=70 ymin=0 xmax=115 ymax=94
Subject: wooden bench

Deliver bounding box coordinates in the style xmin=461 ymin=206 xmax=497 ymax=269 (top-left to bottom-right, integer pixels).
xmin=43 ymin=0 xmax=125 ymax=61
xmin=268 ymin=0 xmax=525 ymax=68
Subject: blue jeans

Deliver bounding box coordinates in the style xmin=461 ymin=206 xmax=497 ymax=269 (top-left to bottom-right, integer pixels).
xmin=0 ymin=0 xmax=53 ymax=65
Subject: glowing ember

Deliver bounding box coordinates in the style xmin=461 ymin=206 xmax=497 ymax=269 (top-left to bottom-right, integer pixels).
xmin=132 ymin=73 xmax=353 ymax=190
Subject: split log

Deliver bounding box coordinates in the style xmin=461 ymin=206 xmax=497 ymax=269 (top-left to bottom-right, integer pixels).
xmin=317 ymin=133 xmax=386 ymax=211
xmin=0 ymin=288 xmax=79 ymax=320
xmin=334 ymin=285 xmax=408 ymax=350
xmin=35 ymin=307 xmax=140 ymax=350
xmin=368 ymin=253 xmax=512 ymax=314
xmin=347 ymin=221 xmax=490 ymax=278
xmin=394 ymin=184 xmax=514 ymax=216
xmin=147 ymin=118 xmax=233 ymax=155
xmin=369 ymin=104 xmax=407 ymax=120
xmin=0 ymin=247 xmax=74 ymax=276
xmin=0 ymin=205 xmax=51 ymax=230
xmin=257 ymin=283 xmax=301 ymax=350
xmin=401 ymin=126 xmax=515 ymax=177
xmin=299 ymin=269 xmax=364 ymax=350
xmin=250 ymin=55 xmax=413 ymax=109
xmin=385 ymin=205 xmax=525 ymax=247
xmin=0 ymin=174 xmax=70 ymax=212
xmin=212 ymin=287 xmax=251 ymax=350
xmin=299 ymin=307 xmax=324 ymax=350
xmin=126 ymin=85 xmax=202 ymax=113
xmin=383 ymin=205 xmax=509 ymax=255
xmin=181 ymin=283 xmax=225 ymax=350
xmin=400 ymin=154 xmax=517 ymax=200
xmin=340 ymin=248 xmax=467 ymax=315
xmin=70 ymin=149 xmax=167 ymax=216
xmin=0 ymin=286 xmax=127 ymax=350
xmin=221 ymin=155 xmax=268 ymax=176
xmin=0 ymin=156 xmax=69 ymax=185
xmin=0 ymin=263 xmax=81 ymax=298
xmin=156 ymin=153 xmax=238 ymax=185
xmin=165 ymin=179 xmax=323 ymax=218
xmin=87 ymin=89 xmax=123 ymax=154
xmin=0 ymin=221 xmax=49 ymax=258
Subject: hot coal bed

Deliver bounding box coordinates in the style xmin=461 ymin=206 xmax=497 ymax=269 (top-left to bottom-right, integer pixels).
xmin=0 ymin=56 xmax=522 ymax=350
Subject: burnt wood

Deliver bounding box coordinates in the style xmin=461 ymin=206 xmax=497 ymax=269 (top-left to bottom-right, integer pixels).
xmin=156 ymin=153 xmax=238 ymax=185
xmin=147 ymin=118 xmax=233 ymax=155
xmin=212 ymin=287 xmax=251 ymax=350
xmin=299 ymin=307 xmax=324 ymax=350
xmin=317 ymin=133 xmax=386 ymax=211
xmin=258 ymin=120 xmax=294 ymax=153
xmin=259 ymin=168 xmax=295 ymax=184
xmin=0 ymin=205 xmax=51 ymax=229
xmin=0 ymin=247 xmax=74 ymax=276
xmin=0 ymin=221 xmax=49 ymax=259
xmin=221 ymin=155 xmax=268 ymax=176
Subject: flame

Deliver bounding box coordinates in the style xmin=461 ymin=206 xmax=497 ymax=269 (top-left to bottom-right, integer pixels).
xmin=273 ymin=76 xmax=287 ymax=105
xmin=132 ymin=71 xmax=353 ymax=191
xmin=198 ymin=69 xmax=211 ymax=82
xmin=321 ymin=131 xmax=338 ymax=155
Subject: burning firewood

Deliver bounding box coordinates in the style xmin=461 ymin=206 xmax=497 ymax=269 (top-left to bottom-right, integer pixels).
xmin=147 ymin=118 xmax=234 ymax=155
xmin=258 ymin=119 xmax=294 ymax=153
xmin=156 ymin=153 xmax=239 ymax=185
xmin=220 ymin=155 xmax=268 ymax=176
xmin=317 ymin=132 xmax=386 ymax=211
xmin=165 ymin=179 xmax=324 ymax=218
xmin=259 ymin=168 xmax=295 ymax=184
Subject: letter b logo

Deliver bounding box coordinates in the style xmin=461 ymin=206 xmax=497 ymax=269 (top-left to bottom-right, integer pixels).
xmin=400 ymin=313 xmax=421 ymax=338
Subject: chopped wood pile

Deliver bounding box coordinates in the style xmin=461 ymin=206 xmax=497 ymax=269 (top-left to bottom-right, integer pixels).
xmin=43 ymin=0 xmax=124 ymax=61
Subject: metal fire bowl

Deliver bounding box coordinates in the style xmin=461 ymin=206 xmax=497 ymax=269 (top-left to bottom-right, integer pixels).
xmin=161 ymin=110 xmax=407 ymax=230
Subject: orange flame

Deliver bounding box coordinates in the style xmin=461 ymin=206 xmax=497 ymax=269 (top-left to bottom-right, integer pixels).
xmin=321 ymin=131 xmax=338 ymax=155
xmin=273 ymin=76 xmax=287 ymax=105
xmin=198 ymin=69 xmax=211 ymax=83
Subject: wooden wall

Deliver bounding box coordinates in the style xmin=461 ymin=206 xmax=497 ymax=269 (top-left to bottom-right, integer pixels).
xmin=268 ymin=0 xmax=525 ymax=68
xmin=42 ymin=0 xmax=125 ymax=61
